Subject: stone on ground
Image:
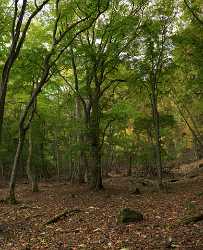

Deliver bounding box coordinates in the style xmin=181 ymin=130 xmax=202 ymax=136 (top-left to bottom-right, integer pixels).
xmin=117 ymin=208 xmax=143 ymax=224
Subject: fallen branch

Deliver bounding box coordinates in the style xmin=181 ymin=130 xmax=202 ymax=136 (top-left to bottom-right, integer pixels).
xmin=45 ymin=208 xmax=81 ymax=225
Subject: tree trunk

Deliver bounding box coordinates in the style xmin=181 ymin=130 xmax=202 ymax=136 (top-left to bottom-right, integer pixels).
xmin=8 ymin=128 xmax=26 ymax=203
xmin=127 ymin=154 xmax=132 ymax=176
xmin=26 ymin=127 xmax=39 ymax=192
xmin=55 ymin=137 xmax=60 ymax=181
xmin=89 ymin=145 xmax=103 ymax=190
xmin=8 ymin=85 xmax=37 ymax=202
xmin=88 ymin=99 xmax=103 ymax=190
xmin=40 ymin=142 xmax=49 ymax=179
xmin=0 ymin=63 xmax=11 ymax=142
xmin=75 ymin=83 xmax=86 ymax=183
xmin=78 ymin=151 xmax=86 ymax=183
xmin=26 ymin=129 xmax=32 ymax=184
xmin=151 ymin=82 xmax=163 ymax=189
xmin=32 ymin=174 xmax=39 ymax=192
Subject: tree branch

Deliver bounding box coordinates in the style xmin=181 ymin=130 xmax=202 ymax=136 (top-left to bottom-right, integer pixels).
xmin=99 ymin=118 xmax=116 ymax=150
xmin=184 ymin=0 xmax=203 ymax=25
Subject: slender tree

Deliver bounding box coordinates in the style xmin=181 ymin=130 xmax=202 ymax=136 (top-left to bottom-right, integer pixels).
xmin=0 ymin=0 xmax=50 ymax=142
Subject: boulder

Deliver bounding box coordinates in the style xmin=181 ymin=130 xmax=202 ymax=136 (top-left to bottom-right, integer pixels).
xmin=117 ymin=208 xmax=143 ymax=224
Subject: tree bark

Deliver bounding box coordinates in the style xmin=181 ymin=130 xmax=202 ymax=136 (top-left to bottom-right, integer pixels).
xmin=151 ymin=81 xmax=163 ymax=188
xmin=26 ymin=126 xmax=39 ymax=192
xmin=88 ymin=98 xmax=103 ymax=190
xmin=71 ymin=45 xmax=86 ymax=184
xmin=0 ymin=65 xmax=9 ymax=142
xmin=8 ymin=128 xmax=26 ymax=203
xmin=127 ymin=154 xmax=132 ymax=176
xmin=26 ymin=128 xmax=32 ymax=183
xmin=0 ymin=160 xmax=4 ymax=181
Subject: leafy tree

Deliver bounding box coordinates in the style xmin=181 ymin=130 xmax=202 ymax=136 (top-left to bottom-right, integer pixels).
xmin=0 ymin=0 xmax=50 ymax=141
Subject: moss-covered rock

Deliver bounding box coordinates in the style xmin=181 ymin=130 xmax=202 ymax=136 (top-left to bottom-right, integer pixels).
xmin=117 ymin=208 xmax=143 ymax=224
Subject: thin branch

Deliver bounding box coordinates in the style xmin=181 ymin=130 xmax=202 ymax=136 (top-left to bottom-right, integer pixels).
xmin=11 ymin=0 xmax=27 ymax=51
xmin=58 ymin=71 xmax=87 ymax=110
xmin=100 ymin=79 xmax=127 ymax=97
xmin=11 ymin=0 xmax=19 ymax=40
xmin=51 ymin=15 xmax=102 ymax=66
xmin=170 ymin=90 xmax=203 ymax=147
xmin=184 ymin=0 xmax=203 ymax=25
xmin=52 ymin=0 xmax=61 ymax=46
xmin=99 ymin=118 xmax=116 ymax=150
xmin=15 ymin=0 xmax=50 ymax=58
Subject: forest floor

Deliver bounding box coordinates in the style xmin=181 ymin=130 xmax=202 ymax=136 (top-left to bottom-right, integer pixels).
xmin=1 ymin=165 xmax=203 ymax=249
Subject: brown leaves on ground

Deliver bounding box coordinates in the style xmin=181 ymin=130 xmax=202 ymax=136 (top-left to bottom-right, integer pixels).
xmin=0 ymin=176 xmax=203 ymax=250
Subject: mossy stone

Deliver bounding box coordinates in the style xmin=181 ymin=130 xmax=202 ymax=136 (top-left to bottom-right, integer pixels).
xmin=117 ymin=208 xmax=143 ymax=224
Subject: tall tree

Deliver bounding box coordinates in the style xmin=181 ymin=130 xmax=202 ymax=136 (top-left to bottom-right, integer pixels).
xmin=59 ymin=0 xmax=148 ymax=189
xmin=7 ymin=0 xmax=109 ymax=203
xmin=0 ymin=0 xmax=49 ymax=142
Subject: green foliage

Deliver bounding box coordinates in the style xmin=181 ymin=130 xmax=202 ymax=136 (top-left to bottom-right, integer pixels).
xmin=0 ymin=0 xmax=202 ymax=181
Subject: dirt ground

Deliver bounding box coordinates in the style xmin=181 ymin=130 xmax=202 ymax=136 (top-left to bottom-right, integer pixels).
xmin=0 ymin=174 xmax=203 ymax=250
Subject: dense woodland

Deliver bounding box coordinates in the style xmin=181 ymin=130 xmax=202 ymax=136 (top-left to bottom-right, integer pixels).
xmin=0 ymin=0 xmax=203 ymax=249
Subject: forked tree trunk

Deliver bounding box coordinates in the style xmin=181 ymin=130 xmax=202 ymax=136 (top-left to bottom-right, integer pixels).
xmin=8 ymin=89 xmax=37 ymax=202
xmin=70 ymin=44 xmax=106 ymax=190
